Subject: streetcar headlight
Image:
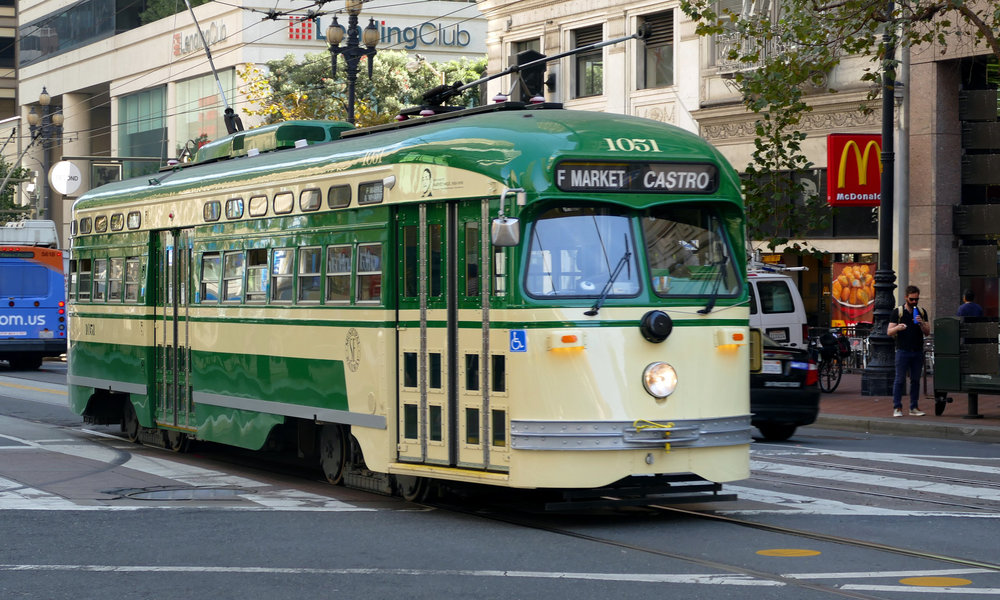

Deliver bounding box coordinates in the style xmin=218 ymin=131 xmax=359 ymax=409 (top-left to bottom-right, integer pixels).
xmin=642 ymin=362 xmax=677 ymax=399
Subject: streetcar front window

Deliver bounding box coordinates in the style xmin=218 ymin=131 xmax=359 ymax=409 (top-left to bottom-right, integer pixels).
xmin=525 ymin=207 xmax=639 ymax=298
xmin=642 ymin=207 xmax=739 ymax=298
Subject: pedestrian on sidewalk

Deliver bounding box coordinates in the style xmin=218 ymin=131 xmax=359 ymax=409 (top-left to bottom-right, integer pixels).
xmin=956 ymin=289 xmax=984 ymax=317
xmin=888 ymin=285 xmax=930 ymax=417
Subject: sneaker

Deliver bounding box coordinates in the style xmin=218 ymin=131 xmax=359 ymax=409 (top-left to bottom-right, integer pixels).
xmin=893 ymin=409 xmax=903 ymax=417
xmin=909 ymin=409 xmax=926 ymax=417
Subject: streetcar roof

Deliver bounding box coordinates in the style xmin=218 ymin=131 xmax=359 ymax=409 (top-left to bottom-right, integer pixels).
xmin=73 ymin=104 xmax=742 ymax=218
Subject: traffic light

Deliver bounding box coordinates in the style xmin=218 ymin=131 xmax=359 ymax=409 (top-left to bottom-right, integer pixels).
xmin=514 ymin=49 xmax=546 ymax=102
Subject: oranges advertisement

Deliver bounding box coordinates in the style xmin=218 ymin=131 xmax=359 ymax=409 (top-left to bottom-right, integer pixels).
xmin=831 ymin=262 xmax=875 ymax=326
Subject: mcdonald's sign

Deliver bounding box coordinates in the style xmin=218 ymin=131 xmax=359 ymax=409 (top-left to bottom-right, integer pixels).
xmin=827 ymin=133 xmax=882 ymax=207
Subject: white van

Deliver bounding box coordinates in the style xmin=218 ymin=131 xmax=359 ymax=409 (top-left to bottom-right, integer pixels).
xmin=747 ymin=270 xmax=808 ymax=349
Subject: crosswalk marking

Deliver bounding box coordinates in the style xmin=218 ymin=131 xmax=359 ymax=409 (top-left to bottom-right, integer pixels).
xmin=749 ymin=459 xmax=1000 ymax=502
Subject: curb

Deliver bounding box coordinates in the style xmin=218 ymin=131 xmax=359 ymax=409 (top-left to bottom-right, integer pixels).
xmin=814 ymin=414 xmax=1000 ymax=444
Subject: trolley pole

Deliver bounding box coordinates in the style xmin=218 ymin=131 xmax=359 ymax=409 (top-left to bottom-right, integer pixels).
xmin=862 ymin=1 xmax=897 ymax=396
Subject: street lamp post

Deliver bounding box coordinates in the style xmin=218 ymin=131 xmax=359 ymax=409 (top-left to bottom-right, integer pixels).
xmin=27 ymin=87 xmax=64 ymax=220
xmin=861 ymin=2 xmax=898 ymax=396
xmin=326 ymin=0 xmax=379 ymax=125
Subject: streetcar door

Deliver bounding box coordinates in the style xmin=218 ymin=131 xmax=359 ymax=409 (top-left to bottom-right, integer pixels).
xmin=396 ymin=200 xmax=507 ymax=471
xmin=397 ymin=203 xmax=451 ymax=466
xmin=153 ymin=229 xmax=193 ymax=431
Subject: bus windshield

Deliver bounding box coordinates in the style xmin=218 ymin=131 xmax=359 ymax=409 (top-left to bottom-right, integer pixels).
xmin=525 ymin=206 xmax=640 ymax=298
xmin=642 ymin=206 xmax=740 ymax=298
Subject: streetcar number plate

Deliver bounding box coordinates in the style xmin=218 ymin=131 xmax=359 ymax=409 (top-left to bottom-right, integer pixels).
xmin=761 ymin=360 xmax=782 ymax=374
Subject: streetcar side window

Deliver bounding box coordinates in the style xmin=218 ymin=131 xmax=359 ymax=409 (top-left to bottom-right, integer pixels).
xmin=108 ymin=258 xmax=124 ymax=302
xmin=110 ymin=213 xmax=124 ymax=231
xmin=95 ymin=216 xmax=108 ymax=233
xmin=225 ymin=197 xmax=244 ymax=220
xmin=127 ymin=211 xmax=141 ymax=230
xmin=326 ymin=245 xmax=352 ymax=303
xmin=300 ymin=189 xmax=322 ymax=212
xmin=273 ymin=192 xmax=294 ymax=215
xmin=200 ymin=253 xmax=221 ymax=302
xmin=249 ymin=195 xmax=268 ymax=217
xmin=402 ymin=226 xmax=418 ymax=298
xmin=246 ymin=249 xmax=268 ymax=303
xmin=328 ymin=184 xmax=351 ymax=208
xmin=203 ymin=201 xmax=221 ymax=222
xmin=271 ymin=248 xmax=294 ymax=302
xmin=93 ymin=258 xmax=108 ymax=301
xmin=298 ymin=246 xmax=322 ymax=302
xmin=356 ymin=243 xmax=382 ymax=304
xmin=78 ymin=258 xmax=92 ymax=301
xmin=223 ymin=251 xmax=245 ymax=302
xmin=124 ymin=257 xmax=141 ymax=303
xmin=79 ymin=218 xmax=92 ymax=235
xmin=69 ymin=260 xmax=78 ymax=300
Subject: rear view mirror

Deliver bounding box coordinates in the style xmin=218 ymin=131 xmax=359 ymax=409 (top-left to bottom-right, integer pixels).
xmin=491 ymin=217 xmax=520 ymax=246
xmin=491 ymin=187 xmax=525 ymax=247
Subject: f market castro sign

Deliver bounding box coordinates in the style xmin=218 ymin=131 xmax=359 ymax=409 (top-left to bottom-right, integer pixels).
xmin=827 ymin=133 xmax=882 ymax=207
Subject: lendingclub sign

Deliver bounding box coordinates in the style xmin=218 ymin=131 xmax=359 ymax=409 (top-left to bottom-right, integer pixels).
xmin=827 ymin=133 xmax=882 ymax=207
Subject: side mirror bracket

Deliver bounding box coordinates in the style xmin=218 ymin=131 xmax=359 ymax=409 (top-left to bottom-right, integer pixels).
xmin=491 ymin=188 xmax=525 ymax=247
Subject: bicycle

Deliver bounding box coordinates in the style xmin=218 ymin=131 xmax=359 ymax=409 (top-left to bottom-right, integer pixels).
xmin=808 ymin=331 xmax=844 ymax=393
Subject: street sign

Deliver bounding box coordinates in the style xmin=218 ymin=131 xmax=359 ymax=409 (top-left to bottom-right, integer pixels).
xmin=49 ymin=161 xmax=82 ymax=196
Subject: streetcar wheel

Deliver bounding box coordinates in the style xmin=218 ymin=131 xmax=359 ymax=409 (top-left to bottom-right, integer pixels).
xmin=319 ymin=424 xmax=347 ymax=486
xmin=122 ymin=401 xmax=140 ymax=443
xmin=758 ymin=424 xmax=796 ymax=441
xmin=395 ymin=475 xmax=430 ymax=503
xmin=165 ymin=430 xmax=190 ymax=453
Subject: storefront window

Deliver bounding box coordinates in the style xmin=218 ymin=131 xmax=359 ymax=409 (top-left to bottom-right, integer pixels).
xmin=119 ymin=87 xmax=167 ymax=179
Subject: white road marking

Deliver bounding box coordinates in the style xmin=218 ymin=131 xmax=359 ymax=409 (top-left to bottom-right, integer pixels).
xmin=0 ymin=563 xmax=779 ymax=585
xmin=754 ymin=447 xmax=1000 ymax=475
xmin=721 ymin=485 xmax=1000 ymax=517
xmin=749 ymin=460 xmax=1000 ymax=503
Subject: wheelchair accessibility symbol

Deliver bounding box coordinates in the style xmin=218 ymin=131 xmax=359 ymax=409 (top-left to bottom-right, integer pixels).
xmin=509 ymin=330 xmax=527 ymax=353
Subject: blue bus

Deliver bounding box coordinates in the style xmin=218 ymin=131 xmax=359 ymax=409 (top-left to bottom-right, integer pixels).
xmin=0 ymin=221 xmax=67 ymax=370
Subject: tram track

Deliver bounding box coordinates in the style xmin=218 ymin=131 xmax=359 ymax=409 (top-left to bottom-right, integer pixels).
xmin=427 ymin=496 xmax=997 ymax=600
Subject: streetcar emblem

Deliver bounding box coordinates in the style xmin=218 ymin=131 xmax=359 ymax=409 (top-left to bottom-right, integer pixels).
xmin=345 ymin=328 xmax=361 ymax=372
xmin=509 ymin=330 xmax=527 ymax=353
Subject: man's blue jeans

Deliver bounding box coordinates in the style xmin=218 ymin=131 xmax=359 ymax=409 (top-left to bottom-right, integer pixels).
xmin=893 ymin=350 xmax=924 ymax=410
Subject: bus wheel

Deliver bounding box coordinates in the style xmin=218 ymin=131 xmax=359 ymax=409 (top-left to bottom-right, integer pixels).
xmin=165 ymin=430 xmax=190 ymax=453
xmin=395 ymin=475 xmax=430 ymax=503
xmin=319 ymin=424 xmax=347 ymax=486
xmin=122 ymin=401 xmax=140 ymax=443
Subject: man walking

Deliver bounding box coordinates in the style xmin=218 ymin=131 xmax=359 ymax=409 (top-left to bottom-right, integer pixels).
xmin=887 ymin=285 xmax=930 ymax=417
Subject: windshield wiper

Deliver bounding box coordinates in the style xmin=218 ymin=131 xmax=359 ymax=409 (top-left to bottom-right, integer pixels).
xmin=585 ymin=239 xmax=631 ymax=316
xmin=697 ymin=254 xmax=730 ymax=314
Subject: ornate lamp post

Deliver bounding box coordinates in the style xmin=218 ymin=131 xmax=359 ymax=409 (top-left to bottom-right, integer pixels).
xmin=27 ymin=87 xmax=64 ymax=219
xmin=326 ymin=0 xmax=379 ymax=125
xmin=861 ymin=2 xmax=897 ymax=396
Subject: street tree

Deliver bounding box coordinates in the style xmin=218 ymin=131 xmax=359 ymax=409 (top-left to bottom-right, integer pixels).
xmin=237 ymin=51 xmax=486 ymax=127
xmin=679 ymin=0 xmax=1000 ymax=251
xmin=0 ymin=156 xmax=33 ymax=225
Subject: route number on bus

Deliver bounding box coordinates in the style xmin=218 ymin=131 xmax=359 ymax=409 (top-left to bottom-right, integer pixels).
xmin=603 ymin=138 xmax=661 ymax=153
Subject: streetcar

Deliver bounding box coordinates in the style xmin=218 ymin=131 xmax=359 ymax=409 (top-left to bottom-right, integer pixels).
xmin=68 ymin=102 xmax=758 ymax=503
xmin=0 ymin=220 xmax=67 ymax=370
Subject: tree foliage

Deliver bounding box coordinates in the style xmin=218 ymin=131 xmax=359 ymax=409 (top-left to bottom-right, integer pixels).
xmin=237 ymin=51 xmax=487 ymax=127
xmin=0 ymin=156 xmax=34 ymax=225
xmin=679 ymin=0 xmax=1000 ymax=250
xmin=139 ymin=0 xmax=211 ymax=26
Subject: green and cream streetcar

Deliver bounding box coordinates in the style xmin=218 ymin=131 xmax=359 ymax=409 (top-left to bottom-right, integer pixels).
xmin=68 ymin=102 xmax=758 ymax=503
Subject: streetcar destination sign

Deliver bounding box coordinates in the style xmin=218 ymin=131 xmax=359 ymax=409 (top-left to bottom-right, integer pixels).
xmin=554 ymin=161 xmax=718 ymax=194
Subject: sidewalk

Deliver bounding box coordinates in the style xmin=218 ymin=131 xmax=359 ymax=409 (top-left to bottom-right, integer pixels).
xmin=813 ymin=372 xmax=1000 ymax=443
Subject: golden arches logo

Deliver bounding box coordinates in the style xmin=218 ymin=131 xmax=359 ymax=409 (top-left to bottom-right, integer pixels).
xmin=836 ymin=140 xmax=882 ymax=188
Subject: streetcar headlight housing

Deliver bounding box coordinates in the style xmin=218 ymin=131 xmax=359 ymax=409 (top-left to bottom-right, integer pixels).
xmin=643 ymin=362 xmax=677 ymax=398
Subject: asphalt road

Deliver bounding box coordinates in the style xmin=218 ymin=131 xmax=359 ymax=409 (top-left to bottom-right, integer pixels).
xmin=2 ymin=361 xmax=999 ymax=599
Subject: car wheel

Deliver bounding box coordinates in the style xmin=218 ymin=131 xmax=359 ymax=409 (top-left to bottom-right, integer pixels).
xmin=758 ymin=424 xmax=796 ymax=441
